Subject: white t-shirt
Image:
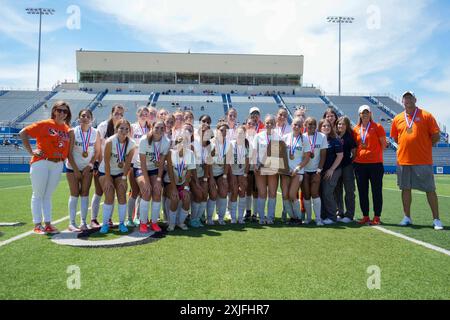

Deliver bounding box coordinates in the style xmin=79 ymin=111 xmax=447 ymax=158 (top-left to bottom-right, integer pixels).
xmin=230 ymin=140 xmax=249 ymax=176
xmin=210 ymin=138 xmax=232 ymax=177
xmin=253 ymin=130 xmax=283 ymax=168
xmin=284 ymin=132 xmax=311 ymax=174
xmin=275 ymin=123 xmax=292 ymax=139
xmin=66 ymin=126 xmax=97 ymax=171
xmin=164 ymin=148 xmax=196 ymax=185
xmin=96 ymin=120 xmax=109 ymax=158
xmin=135 ymin=135 xmax=171 ymax=171
xmin=303 ymin=132 xmax=328 ymax=172
xmin=131 ymin=122 xmax=150 ymax=164
xmin=192 ymin=138 xmax=212 ymax=178
xmin=99 ymin=135 xmax=136 ymax=175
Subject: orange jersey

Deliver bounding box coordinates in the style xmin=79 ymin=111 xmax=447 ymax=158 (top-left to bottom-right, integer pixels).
xmin=24 ymin=119 xmax=70 ymax=164
xmin=390 ymin=108 xmax=440 ymax=165
xmin=353 ymin=121 xmax=386 ymax=164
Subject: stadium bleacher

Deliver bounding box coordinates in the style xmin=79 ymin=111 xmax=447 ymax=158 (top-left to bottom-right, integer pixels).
xmin=0 ymin=90 xmax=51 ymax=122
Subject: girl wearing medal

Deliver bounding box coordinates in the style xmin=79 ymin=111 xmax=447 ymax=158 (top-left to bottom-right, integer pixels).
xmin=244 ymin=117 xmax=259 ymax=222
xmin=66 ymin=109 xmax=100 ymax=232
xmin=276 ymin=108 xmax=292 ymax=222
xmin=157 ymin=108 xmax=169 ymax=121
xmin=318 ymin=119 xmax=343 ymax=225
xmin=164 ymin=114 xmax=175 ymax=145
xmin=302 ymin=117 xmax=328 ymax=226
xmin=335 ymin=117 xmax=357 ymax=223
xmin=253 ymin=115 xmax=283 ymax=225
xmin=164 ymin=135 xmax=196 ymax=231
xmin=281 ymin=117 xmax=311 ymax=225
xmin=207 ymin=122 xmax=231 ymax=225
xmin=127 ymin=107 xmax=151 ymax=227
xmin=98 ymin=119 xmax=136 ymax=234
xmin=190 ymin=115 xmax=213 ymax=227
xmin=134 ymin=120 xmax=170 ymax=233
xmin=147 ymin=106 xmax=158 ymax=125
xmin=184 ymin=110 xmax=194 ymax=125
xmin=229 ymin=126 xmax=250 ymax=224
xmin=226 ymin=107 xmax=239 ymax=140
xmin=91 ymin=104 xmax=125 ymax=228
xmin=172 ymin=111 xmax=185 ymax=139
xmin=353 ymin=105 xmax=387 ymax=225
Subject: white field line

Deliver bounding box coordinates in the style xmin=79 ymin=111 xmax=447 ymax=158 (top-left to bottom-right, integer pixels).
xmin=0 ymin=204 xmax=102 ymax=248
xmin=383 ymin=187 xmax=450 ymax=199
xmin=0 ymin=185 xmax=31 ymax=190
xmin=371 ymin=226 xmax=450 ymax=257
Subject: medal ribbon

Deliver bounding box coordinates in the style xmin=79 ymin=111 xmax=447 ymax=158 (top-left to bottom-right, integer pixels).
xmin=153 ymin=141 xmax=161 ymax=162
xmin=176 ymin=154 xmax=185 ymax=181
xmin=290 ymin=134 xmax=302 ymax=156
xmin=404 ymin=107 xmax=418 ymax=130
xmin=308 ymin=132 xmax=318 ymax=154
xmin=80 ymin=127 xmax=91 ymax=154
xmin=116 ymin=138 xmax=125 ymax=163
xmin=139 ymin=123 xmax=148 ymax=136
xmin=278 ymin=124 xmax=286 ymax=137
xmin=360 ymin=121 xmax=371 ymax=146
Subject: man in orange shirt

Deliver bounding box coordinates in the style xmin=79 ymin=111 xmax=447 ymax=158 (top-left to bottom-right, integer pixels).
xmin=390 ymin=91 xmax=443 ymax=230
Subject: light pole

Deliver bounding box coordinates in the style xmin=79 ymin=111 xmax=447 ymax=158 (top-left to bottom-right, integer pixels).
xmin=26 ymin=8 xmax=55 ymax=91
xmin=327 ymin=16 xmax=354 ymax=96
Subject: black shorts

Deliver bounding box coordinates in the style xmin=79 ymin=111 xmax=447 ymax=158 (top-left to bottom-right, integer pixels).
xmin=133 ymin=168 xmax=158 ymax=178
xmin=98 ymin=172 xmax=123 ymax=179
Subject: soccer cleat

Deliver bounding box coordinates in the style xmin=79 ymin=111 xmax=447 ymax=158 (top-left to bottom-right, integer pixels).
xmin=177 ymin=223 xmax=189 ymax=231
xmin=33 ymin=225 xmax=45 ymax=235
xmin=230 ymin=219 xmax=237 ymax=224
xmin=315 ymin=219 xmax=324 ymax=226
xmin=133 ymin=218 xmax=141 ymax=226
xmin=266 ymin=220 xmax=274 ymax=225
xmin=118 ymin=223 xmax=128 ymax=233
xmin=139 ymin=223 xmax=148 ymax=233
xmin=371 ymin=216 xmax=381 ymax=225
xmin=340 ymin=217 xmax=353 ymax=224
xmin=125 ymin=219 xmax=136 ymax=228
xmin=244 ymin=211 xmax=252 ymax=221
xmin=323 ymin=218 xmax=336 ymax=225
xmin=108 ymin=219 xmax=114 ymax=228
xmin=218 ymin=220 xmax=226 ymax=226
xmin=197 ymin=219 xmax=204 ymax=227
xmin=238 ymin=219 xmax=245 ymax=224
xmin=189 ymin=219 xmax=200 ymax=228
xmin=150 ymin=223 xmax=162 ymax=232
xmin=80 ymin=223 xmax=89 ymax=231
xmin=303 ymin=219 xmax=311 ymax=225
xmin=206 ymin=220 xmax=215 ymax=226
xmin=68 ymin=224 xmax=81 ymax=232
xmin=90 ymin=219 xmax=100 ymax=228
xmin=358 ymin=216 xmax=371 ymax=225
xmin=44 ymin=224 xmax=59 ymax=234
xmin=433 ymin=219 xmax=444 ymax=231
xmin=99 ymin=224 xmax=109 ymax=234
xmin=399 ymin=216 xmax=412 ymax=226
xmin=167 ymin=224 xmax=175 ymax=232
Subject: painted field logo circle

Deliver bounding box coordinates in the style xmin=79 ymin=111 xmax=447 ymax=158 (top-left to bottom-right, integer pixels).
xmin=51 ymin=227 xmax=166 ymax=248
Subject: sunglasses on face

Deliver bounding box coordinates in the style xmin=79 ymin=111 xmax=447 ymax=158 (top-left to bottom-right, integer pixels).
xmin=56 ymin=108 xmax=69 ymax=114
xmin=114 ymin=113 xmax=124 ymax=117
xmin=118 ymin=127 xmax=129 ymax=131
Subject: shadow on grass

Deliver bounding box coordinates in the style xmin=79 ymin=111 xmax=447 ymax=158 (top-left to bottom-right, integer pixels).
xmin=376 ymin=222 xmax=450 ymax=231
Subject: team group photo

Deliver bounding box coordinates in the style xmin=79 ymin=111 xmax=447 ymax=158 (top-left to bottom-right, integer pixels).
xmin=0 ymin=0 xmax=449 ymax=304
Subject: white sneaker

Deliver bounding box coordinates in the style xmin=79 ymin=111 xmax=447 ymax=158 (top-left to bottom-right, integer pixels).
xmin=316 ymin=219 xmax=324 ymax=226
xmin=167 ymin=224 xmax=175 ymax=232
xmin=230 ymin=219 xmax=236 ymax=224
xmin=433 ymin=219 xmax=444 ymax=230
xmin=68 ymin=224 xmax=81 ymax=232
xmin=177 ymin=224 xmax=189 ymax=231
xmin=323 ymin=218 xmax=336 ymax=225
xmin=266 ymin=220 xmax=274 ymax=225
xmin=340 ymin=217 xmax=353 ymax=224
xmin=218 ymin=220 xmax=226 ymax=225
xmin=303 ymin=219 xmax=311 ymax=225
xmin=399 ymin=216 xmax=412 ymax=226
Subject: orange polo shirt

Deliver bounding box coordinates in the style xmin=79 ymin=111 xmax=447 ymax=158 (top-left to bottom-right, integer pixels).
xmin=390 ymin=108 xmax=440 ymax=165
xmin=353 ymin=121 xmax=386 ymax=164
xmin=24 ymin=119 xmax=70 ymax=164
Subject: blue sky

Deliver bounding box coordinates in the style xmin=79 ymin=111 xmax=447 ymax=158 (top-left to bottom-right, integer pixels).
xmin=1 ymin=0 xmax=449 ymax=130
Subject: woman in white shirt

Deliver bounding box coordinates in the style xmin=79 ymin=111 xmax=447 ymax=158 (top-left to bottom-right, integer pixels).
xmin=66 ymin=109 xmax=100 ymax=232
xmin=134 ymin=120 xmax=170 ymax=233
xmin=281 ymin=116 xmax=311 ymax=225
xmin=98 ymin=119 xmax=136 ymax=234
xmin=254 ymin=114 xmax=284 ymax=224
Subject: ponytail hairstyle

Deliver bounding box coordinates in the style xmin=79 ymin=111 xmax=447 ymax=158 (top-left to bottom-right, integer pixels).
xmin=106 ymin=104 xmax=125 ymax=138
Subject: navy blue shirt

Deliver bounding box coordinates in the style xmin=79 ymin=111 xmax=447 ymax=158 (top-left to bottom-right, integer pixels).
xmin=338 ymin=131 xmax=357 ymax=167
xmin=323 ymin=137 xmax=343 ymax=171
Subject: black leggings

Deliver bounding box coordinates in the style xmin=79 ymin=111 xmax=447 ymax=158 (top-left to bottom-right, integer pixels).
xmin=353 ymin=163 xmax=384 ymax=217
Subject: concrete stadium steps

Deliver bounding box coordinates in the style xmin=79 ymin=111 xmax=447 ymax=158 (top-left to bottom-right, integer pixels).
xmin=0 ymin=91 xmax=51 ymax=122
xmin=375 ymin=96 xmax=404 ymax=114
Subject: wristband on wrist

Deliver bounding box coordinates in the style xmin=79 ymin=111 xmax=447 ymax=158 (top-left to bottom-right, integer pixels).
xmin=223 ymin=174 xmax=228 ymax=179
xmin=156 ymin=177 xmax=162 ymax=182
xmin=121 ymin=175 xmax=127 ymax=180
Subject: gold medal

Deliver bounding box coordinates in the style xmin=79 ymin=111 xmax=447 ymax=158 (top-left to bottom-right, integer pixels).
xmin=310 ymin=153 xmax=314 ymax=159
xmin=118 ymin=162 xmax=124 ymax=168
xmin=178 ymin=177 xmax=183 ymax=184
xmin=290 ymin=153 xmax=295 ymax=160
xmin=82 ymin=151 xmax=88 ymax=158
xmin=362 ymin=143 xmax=367 ymax=149
xmin=406 ymin=127 xmax=413 ymax=134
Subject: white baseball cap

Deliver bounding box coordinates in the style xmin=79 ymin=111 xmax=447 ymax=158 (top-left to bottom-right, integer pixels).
xmin=402 ymin=91 xmax=416 ymax=98
xmin=249 ymin=107 xmax=260 ymax=115
xmin=358 ymin=105 xmax=371 ymax=113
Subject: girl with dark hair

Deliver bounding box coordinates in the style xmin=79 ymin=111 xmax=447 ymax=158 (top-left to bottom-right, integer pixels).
xmin=323 ymin=108 xmax=339 ymax=128
xmin=66 ymin=109 xmax=100 ymax=232
xmin=90 ymin=104 xmax=124 ymax=228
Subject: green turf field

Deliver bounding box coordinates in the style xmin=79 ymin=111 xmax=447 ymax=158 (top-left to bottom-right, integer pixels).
xmin=0 ymin=173 xmax=448 ymax=299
